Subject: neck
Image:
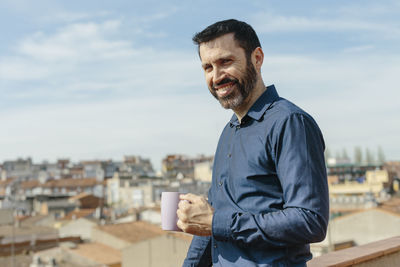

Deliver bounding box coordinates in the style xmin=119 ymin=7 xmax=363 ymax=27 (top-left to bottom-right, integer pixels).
xmin=234 ymin=79 xmax=266 ymax=122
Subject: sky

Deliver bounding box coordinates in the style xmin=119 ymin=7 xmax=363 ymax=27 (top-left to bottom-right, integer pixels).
xmin=0 ymin=0 xmax=399 ymax=171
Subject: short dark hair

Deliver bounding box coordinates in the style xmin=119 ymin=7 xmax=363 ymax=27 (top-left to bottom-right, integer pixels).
xmin=192 ymin=19 xmax=261 ymax=58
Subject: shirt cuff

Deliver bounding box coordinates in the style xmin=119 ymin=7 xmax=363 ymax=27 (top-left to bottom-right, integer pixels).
xmin=212 ymin=208 xmax=233 ymax=242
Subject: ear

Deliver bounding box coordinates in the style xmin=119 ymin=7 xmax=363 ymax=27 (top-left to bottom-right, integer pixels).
xmin=251 ymin=47 xmax=264 ymax=71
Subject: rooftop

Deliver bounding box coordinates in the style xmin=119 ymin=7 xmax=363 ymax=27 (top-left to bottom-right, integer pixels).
xmin=19 ymin=178 xmax=99 ymax=189
xmin=68 ymin=192 xmax=92 ymax=201
xmin=63 ymin=209 xmax=96 ymax=220
xmin=96 ymin=221 xmax=164 ymax=244
xmin=19 ymin=214 xmax=52 ymax=226
xmin=0 ymin=224 xmax=58 ymax=244
xmin=67 ymin=242 xmax=121 ymax=266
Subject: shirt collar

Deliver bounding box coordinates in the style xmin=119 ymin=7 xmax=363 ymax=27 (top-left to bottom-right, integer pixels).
xmin=229 ymin=84 xmax=280 ymax=125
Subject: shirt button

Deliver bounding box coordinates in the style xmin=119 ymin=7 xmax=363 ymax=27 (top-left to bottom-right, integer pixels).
xmin=214 ymin=244 xmax=217 ymax=248
xmin=218 ymin=181 xmax=223 ymax=186
xmin=228 ymin=153 xmax=231 ymax=158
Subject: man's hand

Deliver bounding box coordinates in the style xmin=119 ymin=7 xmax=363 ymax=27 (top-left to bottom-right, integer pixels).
xmin=177 ymin=193 xmax=214 ymax=236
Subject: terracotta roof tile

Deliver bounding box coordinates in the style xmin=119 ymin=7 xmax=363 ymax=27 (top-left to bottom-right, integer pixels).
xmin=96 ymin=221 xmax=165 ymax=244
xmin=67 ymin=242 xmax=121 ymax=265
xmin=20 ymin=179 xmax=40 ymax=189
xmin=43 ymin=178 xmax=98 ymax=188
xmin=63 ymin=209 xmax=96 ymax=220
xmin=379 ymin=196 xmax=400 ymax=214
xmin=0 ymin=178 xmax=16 ymax=187
xmin=68 ymin=192 xmax=91 ymax=201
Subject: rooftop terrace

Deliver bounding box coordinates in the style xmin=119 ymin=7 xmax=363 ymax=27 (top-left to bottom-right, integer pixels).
xmin=308 ymin=236 xmax=400 ymax=267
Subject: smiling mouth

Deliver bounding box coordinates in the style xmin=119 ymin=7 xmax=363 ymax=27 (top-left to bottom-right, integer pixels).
xmin=214 ymin=82 xmax=235 ymax=97
xmin=213 ymin=79 xmax=237 ymax=98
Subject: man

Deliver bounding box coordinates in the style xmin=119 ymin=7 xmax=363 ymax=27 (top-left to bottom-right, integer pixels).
xmin=177 ymin=19 xmax=329 ymax=267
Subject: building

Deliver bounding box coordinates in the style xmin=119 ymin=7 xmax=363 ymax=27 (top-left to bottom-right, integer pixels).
xmin=91 ymin=221 xmax=165 ymax=250
xmin=162 ymin=154 xmax=213 ymax=179
xmin=121 ymin=156 xmax=155 ymax=177
xmin=194 ymin=159 xmax=213 ymax=182
xmin=30 ymin=242 xmax=121 ymax=267
xmin=329 ymin=169 xmax=390 ymax=196
xmin=327 ymin=161 xmax=382 ymax=183
xmin=58 ymin=217 xmax=97 ymax=240
xmin=0 ymin=219 xmax=58 ymax=245
xmin=69 ymin=164 xmax=85 ymax=179
xmin=2 ymin=157 xmax=34 ymax=179
xmin=122 ymin=232 xmax=192 ymax=267
xmin=88 ymin=220 xmax=191 ymax=266
xmin=384 ymin=161 xmax=400 ymax=193
xmin=329 ymin=169 xmax=391 ymax=213
xmin=80 ymin=160 xmax=106 ymax=180
xmin=106 ymin=173 xmax=154 ymax=210
xmin=69 ymin=192 xmax=101 ymax=209
xmin=0 ymin=177 xmax=16 ymax=208
xmin=36 ymin=160 xmax=61 ymax=180
xmin=311 ymin=208 xmax=400 ymax=257
xmin=66 ymin=242 xmax=121 ymax=267
xmin=35 ymin=198 xmax=78 ymax=218
xmin=138 ymin=207 xmax=161 ymax=225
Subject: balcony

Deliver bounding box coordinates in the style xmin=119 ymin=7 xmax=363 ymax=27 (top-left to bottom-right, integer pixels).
xmin=308 ymin=236 xmax=400 ymax=267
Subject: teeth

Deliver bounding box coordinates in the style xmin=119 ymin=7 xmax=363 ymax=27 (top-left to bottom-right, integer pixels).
xmin=217 ymin=86 xmax=231 ymax=96
xmin=217 ymin=83 xmax=232 ymax=90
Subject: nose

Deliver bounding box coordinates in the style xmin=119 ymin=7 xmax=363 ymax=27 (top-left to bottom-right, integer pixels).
xmin=212 ymin=66 xmax=226 ymax=86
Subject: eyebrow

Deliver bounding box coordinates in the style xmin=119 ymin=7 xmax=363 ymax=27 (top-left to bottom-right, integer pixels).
xmin=201 ymin=55 xmax=233 ymax=69
xmin=201 ymin=62 xmax=211 ymax=69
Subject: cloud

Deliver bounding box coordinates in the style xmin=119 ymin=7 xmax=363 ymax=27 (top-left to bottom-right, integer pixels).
xmin=40 ymin=11 xmax=111 ymax=23
xmin=262 ymin=52 xmax=400 ymax=160
xmin=0 ymin=20 xmax=134 ymax=83
xmin=17 ymin=20 xmax=132 ymax=62
xmin=342 ymin=45 xmax=375 ymax=53
xmin=0 ymin=18 xmax=202 ymax=106
xmin=335 ymin=2 xmax=400 ymax=18
xmin=251 ymin=11 xmax=400 ymax=39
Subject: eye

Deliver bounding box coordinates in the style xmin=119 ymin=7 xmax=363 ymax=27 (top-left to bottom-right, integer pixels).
xmin=221 ymin=58 xmax=232 ymax=65
xmin=203 ymin=64 xmax=212 ymax=72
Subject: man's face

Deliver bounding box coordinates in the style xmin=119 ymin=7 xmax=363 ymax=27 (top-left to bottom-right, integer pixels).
xmin=199 ymin=33 xmax=257 ymax=110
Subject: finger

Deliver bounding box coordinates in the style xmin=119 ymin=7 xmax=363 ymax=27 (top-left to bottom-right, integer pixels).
xmin=177 ymin=219 xmax=189 ymax=232
xmin=176 ymin=219 xmax=184 ymax=231
xmin=178 ymin=199 xmax=189 ymax=210
xmin=176 ymin=208 xmax=186 ymax=219
xmin=180 ymin=193 xmax=197 ymax=202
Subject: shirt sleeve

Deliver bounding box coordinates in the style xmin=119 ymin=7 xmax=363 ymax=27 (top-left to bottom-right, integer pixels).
xmin=212 ymin=113 xmax=329 ymax=248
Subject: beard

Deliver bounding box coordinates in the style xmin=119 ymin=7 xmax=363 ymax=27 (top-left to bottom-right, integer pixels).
xmin=210 ymin=58 xmax=257 ymax=110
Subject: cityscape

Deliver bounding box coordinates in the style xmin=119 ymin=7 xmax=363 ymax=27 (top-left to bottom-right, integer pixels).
xmin=0 ymin=149 xmax=399 ymax=266
xmin=1 ymin=0 xmax=400 ymax=266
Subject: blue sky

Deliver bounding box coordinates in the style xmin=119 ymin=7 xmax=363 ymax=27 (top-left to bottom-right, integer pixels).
xmin=1 ymin=0 xmax=399 ymax=170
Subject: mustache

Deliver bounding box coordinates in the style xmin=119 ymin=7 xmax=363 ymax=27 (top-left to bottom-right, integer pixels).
xmin=212 ymin=78 xmax=238 ymax=90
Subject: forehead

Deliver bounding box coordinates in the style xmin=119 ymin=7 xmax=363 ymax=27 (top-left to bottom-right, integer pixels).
xmin=199 ymin=33 xmax=245 ymax=63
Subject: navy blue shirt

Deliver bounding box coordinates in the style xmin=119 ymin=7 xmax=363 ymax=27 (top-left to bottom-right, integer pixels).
xmin=183 ymin=85 xmax=329 ymax=267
